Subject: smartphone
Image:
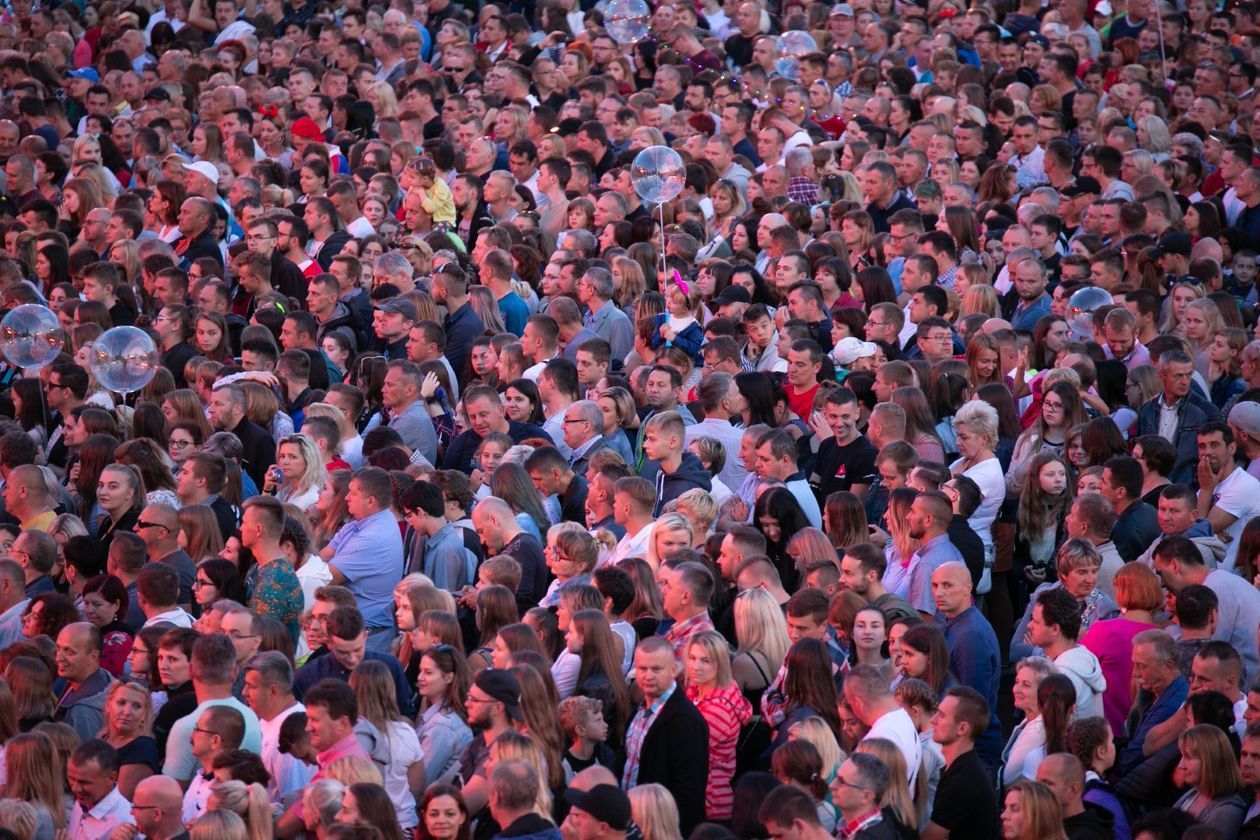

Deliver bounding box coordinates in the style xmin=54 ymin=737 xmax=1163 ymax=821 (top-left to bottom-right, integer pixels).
xmin=270 ymin=467 xmax=284 ymax=484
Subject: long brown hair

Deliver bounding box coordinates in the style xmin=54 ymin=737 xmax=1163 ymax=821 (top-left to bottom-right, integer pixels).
xmin=3 ymin=732 xmax=66 ymax=828
xmin=782 ymin=638 xmax=842 ymax=737
xmin=571 ymin=610 xmax=631 ymax=735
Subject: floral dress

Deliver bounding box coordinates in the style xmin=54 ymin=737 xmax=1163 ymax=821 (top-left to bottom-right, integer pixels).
xmin=245 ymin=558 xmax=303 ymax=643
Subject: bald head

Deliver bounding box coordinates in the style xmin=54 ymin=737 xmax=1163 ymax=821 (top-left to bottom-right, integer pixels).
xmin=931 ymin=561 xmax=973 ymax=617
xmin=570 ymin=765 xmax=618 ymax=791
xmin=131 ymin=775 xmax=185 ymax=833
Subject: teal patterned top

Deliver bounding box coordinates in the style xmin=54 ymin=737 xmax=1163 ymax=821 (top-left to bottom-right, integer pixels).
xmin=245 ymin=558 xmax=303 ymax=643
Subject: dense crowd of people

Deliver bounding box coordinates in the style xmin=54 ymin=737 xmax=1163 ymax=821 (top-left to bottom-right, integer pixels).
xmin=0 ymin=0 xmax=1259 ymax=838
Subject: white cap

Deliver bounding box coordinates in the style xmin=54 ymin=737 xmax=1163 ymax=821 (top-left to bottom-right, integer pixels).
xmin=833 ymin=337 xmax=878 ymax=365
xmin=181 ymin=160 xmax=220 ymax=185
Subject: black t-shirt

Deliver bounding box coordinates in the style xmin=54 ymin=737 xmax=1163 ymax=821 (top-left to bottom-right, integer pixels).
xmin=811 ymin=434 xmax=878 ymax=503
xmin=932 ymin=750 xmax=998 ymax=839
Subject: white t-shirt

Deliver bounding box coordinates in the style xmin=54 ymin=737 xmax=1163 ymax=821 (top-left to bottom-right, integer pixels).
xmin=951 ymin=456 xmax=1005 ymax=548
xmin=382 ymin=721 xmax=425 ymax=829
xmin=863 ymin=707 xmax=922 ymax=787
xmin=1209 ymin=467 xmax=1260 ymax=572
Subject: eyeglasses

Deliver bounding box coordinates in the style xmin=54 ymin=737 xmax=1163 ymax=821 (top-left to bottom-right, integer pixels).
xmin=169 ymin=439 xmax=194 ymax=449
xmin=832 ymin=777 xmax=870 ymax=791
xmin=562 ymin=418 xmax=589 ymax=424
xmin=192 ymin=727 xmax=219 ymax=737
xmin=192 ymin=578 xmax=213 ymax=589
xmin=136 ymin=520 xmax=169 ymax=531
xmin=226 ymin=632 xmax=258 ymax=641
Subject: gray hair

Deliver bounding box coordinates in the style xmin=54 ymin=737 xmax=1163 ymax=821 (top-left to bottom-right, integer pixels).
xmin=203 ymin=431 xmax=245 ymax=460
xmin=582 ymin=267 xmax=614 ymax=300
xmin=846 ymin=753 xmax=890 ymax=800
xmin=374 ymin=251 xmax=414 ymax=280
xmin=244 ymin=650 xmax=294 ymax=692
xmin=568 ymin=399 xmax=603 ymax=428
xmin=304 ymin=780 xmax=345 ymax=829
xmin=953 ymin=399 xmax=999 ymax=445
xmin=1171 ymin=132 xmax=1205 ymax=157
xmin=785 ymin=146 xmax=813 ymax=177
xmin=1133 ymin=628 xmax=1180 ymax=665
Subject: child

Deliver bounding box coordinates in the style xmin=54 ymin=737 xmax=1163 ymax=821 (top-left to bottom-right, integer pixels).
xmin=893 ymin=678 xmax=944 ymax=825
xmin=651 ymin=275 xmax=705 ymax=363
xmin=1226 ymin=249 xmax=1257 ymax=306
xmin=641 ymin=410 xmax=711 ymax=515
xmin=558 ymin=696 xmax=616 ymax=783
xmin=412 ymin=157 xmax=456 ymax=227
xmin=740 ymin=303 xmax=785 ymax=373
xmin=471 ymin=432 xmax=512 ymax=497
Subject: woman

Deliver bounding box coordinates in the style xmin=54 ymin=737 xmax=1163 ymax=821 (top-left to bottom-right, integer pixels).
xmin=350 ymin=661 xmax=425 ymax=832
xmin=644 ymin=514 xmax=693 ymax=572
xmin=5 ymin=657 xmax=55 ymax=731
xmin=96 ymin=464 xmax=144 ymax=553
xmin=569 ymin=610 xmax=632 ymax=746
xmin=490 ymin=463 xmax=550 ymax=541
xmin=243 ymin=507 xmax=303 ymax=643
xmin=754 ymin=488 xmax=813 ymax=592
xmin=892 ymin=387 xmax=945 ymax=464
xmin=1008 ymin=380 xmax=1086 ymax=495
xmin=629 ymin=784 xmax=683 ymax=840
xmin=595 ymin=387 xmax=638 ymax=465
xmin=336 ymin=782 xmax=405 ymax=840
xmin=415 ymin=645 xmax=473 ymax=787
xmin=770 ymin=638 xmax=842 ymax=750
xmin=2 ymin=731 xmax=66 ymax=839
xmin=471 ymin=586 xmax=517 ymax=674
xmin=194 ymin=312 xmax=234 ymax=363
xmin=881 ymin=488 xmax=921 ymax=603
xmin=206 ymin=780 xmax=271 ymax=840
xmin=1001 ymin=779 xmax=1068 ymax=840
xmin=264 ymin=434 xmax=327 ymax=513
xmin=772 ymin=740 xmax=837 ymax=831
xmin=1083 ymin=563 xmax=1169 ymax=734
xmin=302 ymin=779 xmax=345 ymax=840
xmin=502 ymin=380 xmax=545 ymax=426
xmin=686 ymin=631 xmax=753 ymax=822
xmin=1173 ymin=724 xmax=1246 ymax=836
xmin=100 ymin=679 xmax=158 ymax=799
xmin=1013 ymin=452 xmax=1073 ymax=592
xmin=82 ymin=575 xmax=133 ymax=676
xmin=733 ymin=588 xmax=790 ymax=709
xmin=418 ymin=785 xmax=471 ymax=840
xmin=147 ymin=180 xmax=186 ymax=242
xmin=22 ymin=592 xmax=78 ymax=641
xmin=849 ymin=605 xmax=889 ymax=671
xmin=180 ymin=506 xmax=226 ymax=567
xmin=194 ymin=559 xmax=246 ymax=612
xmin=114 ymin=439 xmax=179 ymax=508
xmin=951 ymin=399 xmax=1007 ymax=587
xmin=1066 ymin=717 xmax=1130 ymax=840
xmin=1002 ymin=657 xmax=1056 ymax=786
xmin=897 ymin=623 xmax=952 ymax=695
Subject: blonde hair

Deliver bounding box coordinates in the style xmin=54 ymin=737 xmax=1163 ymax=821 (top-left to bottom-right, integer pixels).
xmin=190 ymin=810 xmax=248 ymax=840
xmin=960 ymin=284 xmax=1000 ymax=318
xmin=787 ymin=716 xmax=845 ymax=782
xmin=303 ymin=402 xmax=354 ymax=444
xmin=856 ymin=738 xmax=919 ymax=828
xmin=674 ymin=488 xmax=717 ymax=537
xmin=276 ymin=434 xmax=328 ymax=501
xmin=0 ymin=799 xmax=37 ymax=840
xmin=323 ymin=756 xmax=384 ymax=787
xmin=101 ymin=679 xmax=154 ymax=737
xmin=628 ymin=784 xmax=683 ymax=840
xmin=646 ymin=513 xmax=693 ymax=569
xmin=734 ymin=587 xmax=791 ymax=673
xmin=491 ymin=731 xmax=553 ymax=817
xmin=207 ymin=780 xmax=272 ymax=840
xmin=686 ymin=631 xmax=734 ymax=688
xmin=2 ymin=733 xmax=66 ymax=829
xmin=1004 ymin=780 xmax=1068 ymax=840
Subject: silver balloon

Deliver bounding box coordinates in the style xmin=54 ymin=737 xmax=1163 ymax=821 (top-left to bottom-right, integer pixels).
xmin=775 ymin=30 xmax=817 ymax=80
xmin=605 ymin=0 xmax=650 ymax=44
xmin=630 ymin=145 xmax=686 ymax=204
xmin=1067 ymin=287 xmax=1113 ymax=340
xmin=88 ymin=326 xmax=160 ymax=395
xmin=0 ymin=304 xmax=64 ymax=371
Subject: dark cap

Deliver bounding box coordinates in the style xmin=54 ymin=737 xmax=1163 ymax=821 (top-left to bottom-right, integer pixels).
xmin=1061 ymin=177 xmax=1101 ymax=197
xmin=376 ymin=299 xmax=418 ymax=320
xmin=1152 ymin=231 xmax=1192 ymax=258
xmin=1026 ymin=33 xmax=1051 ymax=49
xmin=474 ymin=668 xmax=523 ymax=721
xmin=144 ymin=87 xmax=171 ymax=102
xmin=713 ymin=286 xmax=752 ymax=306
xmin=553 ymin=117 xmax=584 ymax=137
xmin=565 ymin=785 xmax=632 ymax=830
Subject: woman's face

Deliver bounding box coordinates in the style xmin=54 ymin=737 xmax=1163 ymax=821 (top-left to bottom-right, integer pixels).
xmin=64 ymin=189 xmax=80 ymax=215
xmin=900 ymin=644 xmax=928 ymax=678
xmin=974 ymin=347 xmax=999 ymax=381
xmin=35 ymin=251 xmax=51 ymax=280
xmin=852 ymin=611 xmax=886 ymax=651
xmin=277 ymin=442 xmax=305 ymax=482
xmin=425 ymin=795 xmax=467 ymax=840
xmin=96 ymin=469 xmax=134 ymax=514
xmin=1182 ymin=306 xmax=1208 ymax=341
xmin=1177 ymin=748 xmax=1203 ymax=789
xmin=300 ymin=167 xmax=323 ymax=196
xmin=731 ymin=224 xmax=749 ymax=252
xmin=194 ymin=567 xmax=219 ymax=607
xmin=336 ymin=791 xmax=363 ymax=826
xmin=128 ymin=639 xmax=153 ymax=677
xmin=1040 ymin=391 xmax=1066 ymax=429
xmin=83 ymin=590 xmax=119 ymax=627
xmin=1067 ymin=435 xmax=1087 ymax=469
xmin=196 ymin=318 xmax=222 ymax=353
xmin=361 ymin=241 xmax=385 ymax=263
xmin=491 ymin=633 xmax=515 ymax=669
xmin=108 ymin=687 xmax=145 ymax=734
xmin=710 ymin=186 xmax=733 ymax=216
xmin=1062 ymin=563 xmax=1099 ymax=600
xmin=953 ymin=425 xmax=985 ymax=460
xmin=685 ymin=642 xmax=719 ymax=687
xmin=1038 ymin=459 xmax=1068 ymax=495
xmin=190 ymin=127 xmax=207 ymax=156
xmin=1001 ymin=790 xmax=1025 ymax=840
xmin=597 ymin=397 xmax=620 ymax=433
xmin=841 ymin=219 xmax=862 ymax=249
xmin=220 ymin=535 xmax=242 ymax=566
xmin=568 ymin=206 xmax=590 ymax=230
xmin=1011 ymin=666 xmax=1041 ymax=715
xmin=417 ymin=654 xmax=455 ymax=703
xmin=656 ymin=526 xmax=692 ymax=559
xmin=1078 ymin=471 xmax=1103 ymax=495
xmin=322 ymin=337 xmax=349 ymax=369
xmin=1172 ymin=286 xmax=1197 ymax=321
xmin=1210 ymin=334 xmax=1237 ymax=366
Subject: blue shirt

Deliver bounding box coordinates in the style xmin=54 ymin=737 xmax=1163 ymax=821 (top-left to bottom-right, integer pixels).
xmin=498 ymin=290 xmax=529 ymax=336
xmin=329 ymin=509 xmax=404 ymax=629
xmin=293 ymin=650 xmax=415 ymax=718
xmin=940 ymin=606 xmax=1003 ymax=764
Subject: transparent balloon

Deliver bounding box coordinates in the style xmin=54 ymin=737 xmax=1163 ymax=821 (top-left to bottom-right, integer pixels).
xmin=631 ymin=145 xmax=686 ymax=204
xmin=775 ymin=30 xmax=818 ymax=81
xmin=0 ymin=304 xmax=64 ymax=371
xmin=88 ymin=326 xmax=160 ymax=395
xmin=605 ymin=0 xmax=650 ymax=44
xmin=1067 ymin=287 xmax=1113 ymax=341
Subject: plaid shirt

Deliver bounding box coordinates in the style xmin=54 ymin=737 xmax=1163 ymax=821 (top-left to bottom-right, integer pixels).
xmin=787 ymin=176 xmax=819 ymax=205
xmin=622 ymin=682 xmax=676 ymax=790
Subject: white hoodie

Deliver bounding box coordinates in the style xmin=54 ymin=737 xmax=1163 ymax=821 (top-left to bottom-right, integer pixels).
xmin=1055 ymin=645 xmax=1108 ymax=720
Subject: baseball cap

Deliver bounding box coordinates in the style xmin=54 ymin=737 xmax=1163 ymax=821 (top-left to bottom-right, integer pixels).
xmin=474 ymin=669 xmax=524 ymax=722
xmin=65 ymin=68 xmax=100 ymax=83
xmin=377 ymin=299 xmax=418 ymax=321
xmin=830 ymin=3 xmax=854 ymax=15
xmin=1061 ymin=177 xmax=1101 ymax=198
xmin=291 ymin=116 xmax=326 ymax=142
xmin=1230 ymin=401 xmax=1260 ymax=437
xmin=1151 ymin=231 xmax=1192 ymax=259
xmin=145 ymin=87 xmax=171 ymax=102
xmin=833 ymin=337 xmax=878 ymax=365
xmin=713 ymin=286 xmax=752 ymax=307
xmin=1026 ymin=33 xmax=1051 ymax=49
xmin=181 ymin=161 xmax=220 ymax=185
xmin=565 ymin=786 xmax=632 ymax=831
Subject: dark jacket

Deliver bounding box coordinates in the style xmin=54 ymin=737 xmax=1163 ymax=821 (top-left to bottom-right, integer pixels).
xmin=231 ymin=416 xmax=278 ymax=490
xmin=492 ymin=814 xmax=562 ymax=840
xmin=653 ymin=452 xmax=712 ymax=515
xmin=442 ymin=420 xmax=551 ymax=473
xmin=1110 ymin=500 xmax=1160 ymax=564
xmin=313 ymin=230 xmax=352 ymax=271
xmin=444 ymin=301 xmax=485 ymax=389
xmin=628 ymin=687 xmax=709 ymax=835
xmin=177 ymin=230 xmax=223 ymax=271
xmin=162 ymin=342 xmax=199 ymax=388
xmin=1063 ymin=801 xmax=1116 ymax=840
xmin=947 ymin=513 xmax=987 ymax=590
xmin=570 ymin=437 xmax=610 ymax=479
xmin=271 ymin=253 xmax=309 ymax=308
xmin=316 ymin=302 xmax=365 ymax=353
xmin=209 ymin=496 xmax=239 ymax=542
xmin=1136 ymin=392 xmax=1220 ymax=485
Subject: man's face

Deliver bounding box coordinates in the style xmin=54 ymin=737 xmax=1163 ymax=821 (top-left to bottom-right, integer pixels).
xmin=785 ymin=611 xmax=825 ymax=644
xmin=68 ymin=759 xmax=115 ymax=809
xmin=1014 ymin=262 xmax=1047 ymax=301
xmin=1157 ymin=494 xmax=1197 ymax=535
xmin=56 ymin=626 xmax=96 ymax=682
xmin=1198 ymin=430 xmax=1234 ymax=474
xmin=633 ymin=647 xmax=676 ymax=699
xmin=823 ymin=399 xmax=858 ymax=441
xmin=1160 ymin=361 xmax=1195 ymax=400
xmin=786 ymin=349 xmax=819 ymax=388
xmin=220 ymin=610 xmax=260 ymax=664
xmin=754 ymin=442 xmax=789 ymax=480
xmin=931 ymin=569 xmax=969 ymax=615
xmin=465 ymin=396 xmax=505 ymax=437
xmin=644 ymin=371 xmax=676 ymax=409
xmin=329 ymin=630 xmax=367 ymax=671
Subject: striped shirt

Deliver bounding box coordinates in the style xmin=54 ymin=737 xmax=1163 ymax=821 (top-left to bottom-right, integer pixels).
xmin=686 ymin=682 xmax=753 ymax=820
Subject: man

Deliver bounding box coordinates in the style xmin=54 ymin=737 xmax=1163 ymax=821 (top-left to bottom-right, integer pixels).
xmin=368 ymin=361 xmax=438 ymax=465
xmin=1100 ymin=455 xmax=1161 ymax=564
xmin=579 ymin=268 xmax=633 ymax=362
xmin=1154 ymin=535 xmax=1260 ymax=686
xmin=558 ymin=400 xmax=609 ymax=479
xmin=1137 ymin=350 xmax=1221 ymax=484
xmin=1064 ymin=493 xmax=1124 ymax=598
xmin=442 ymin=385 xmax=550 ymax=474
xmin=293 ymin=604 xmax=412 ymax=715
xmin=525 ymin=446 xmax=589 ymax=527
xmin=245 ymin=217 xmax=308 ymax=306
xmin=11 ymin=527 xmax=57 ymax=596
xmin=621 ymin=637 xmax=708 ymax=834
xmin=861 ymin=161 xmax=915 ymax=233
xmin=67 ymin=740 xmax=134 ymax=840
xmin=183 ymin=705 xmax=246 ymax=824
xmin=55 ymin=622 xmax=113 ymax=741
xmin=218 ymin=604 xmax=262 ymax=700
xmin=83 ymin=262 xmax=136 ymax=327
xmin=642 ymin=411 xmax=711 ymax=515
xmin=174 ymin=196 xmax=223 ymax=272
xmin=1118 ymin=628 xmax=1189 ymax=776
xmin=839 ymin=543 xmax=918 ymax=621
xmin=207 ymin=384 xmax=275 ymax=489
xmin=489 ymin=761 xmax=563 ymax=840
xmin=432 ymin=264 xmax=484 ymax=389
xmin=932 ymin=563 xmax=1002 ymax=763
xmin=107 ymin=534 xmax=148 ymax=629
xmin=303 ymin=198 xmax=351 ymax=271
xmin=829 ymin=754 xmax=901 ymax=840
xmin=137 ymin=563 xmax=194 ymax=629
xmin=844 ymin=664 xmax=922 ymax=785
xmin=405 ymin=321 xmax=459 ymax=402
xmin=907 ymin=492 xmax=965 ymax=615
xmin=472 ymin=497 xmax=547 ymax=611
xmin=373 ymin=298 xmax=416 ymax=361
xmin=811 ymin=387 xmax=877 ymax=505
xmin=1195 ymin=422 xmax=1260 ymax=571
xmin=1026 ymin=587 xmax=1106 ymax=718
xmin=758 ymin=786 xmax=839 ymax=840
xmin=402 ymin=482 xmax=478 ymax=591
xmin=481 ymin=249 xmax=528 ymax=336
xmin=0 ymin=559 xmax=27 ymax=649
xmin=163 ymin=633 xmax=263 ymax=785
xmin=563 ymin=783 xmax=632 ymax=840
xmin=128 ymin=776 xmax=188 ymax=840
xmin=176 ymin=453 xmax=238 ymax=542
xmin=755 ymin=428 xmax=822 ymax=528
xmin=659 ymin=561 xmax=716 ymax=660
xmin=1036 ymin=754 xmax=1115 ymax=840
xmin=242 ymin=651 xmax=312 ymax=805
xmin=684 ymin=373 xmax=747 ymax=491
xmin=43 ymin=362 xmax=88 ymax=470
xmin=137 ymin=503 xmax=196 ymax=607
xmin=455 ymin=668 xmax=521 ymax=791
xmin=606 ymin=477 xmax=657 ymax=568
xmin=924 ymin=686 xmax=1000 ymax=840
xmin=326 ymin=468 xmax=404 ymax=652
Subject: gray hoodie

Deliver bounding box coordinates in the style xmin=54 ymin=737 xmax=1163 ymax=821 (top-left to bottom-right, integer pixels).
xmin=1055 ymin=645 xmax=1107 ymax=720
xmin=1134 ymin=518 xmax=1228 ymax=569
